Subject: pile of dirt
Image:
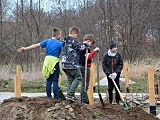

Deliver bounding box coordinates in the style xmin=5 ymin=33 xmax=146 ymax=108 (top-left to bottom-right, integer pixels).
xmin=0 ymin=96 xmax=159 ymax=120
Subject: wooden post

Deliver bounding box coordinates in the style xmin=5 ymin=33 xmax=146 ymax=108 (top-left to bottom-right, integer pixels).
xmin=14 ymin=65 xmax=21 ymax=98
xmin=148 ymin=66 xmax=156 ymax=115
xmin=88 ymin=63 xmax=95 ymax=105
xmin=124 ymin=62 xmax=129 ymax=93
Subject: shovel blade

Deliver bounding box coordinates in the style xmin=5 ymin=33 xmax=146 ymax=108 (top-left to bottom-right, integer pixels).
xmin=58 ymin=89 xmax=66 ymax=100
xmin=98 ymin=93 xmax=105 ymax=107
xmin=84 ymin=91 xmax=89 ymax=104
xmin=123 ymin=100 xmax=130 ymax=110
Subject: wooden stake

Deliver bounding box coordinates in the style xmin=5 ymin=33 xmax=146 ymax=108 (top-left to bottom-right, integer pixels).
xmin=14 ymin=65 xmax=21 ymax=98
xmin=148 ymin=66 xmax=156 ymax=115
xmin=88 ymin=63 xmax=95 ymax=105
xmin=124 ymin=62 xmax=129 ymax=89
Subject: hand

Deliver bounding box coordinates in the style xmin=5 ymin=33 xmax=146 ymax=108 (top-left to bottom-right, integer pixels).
xmin=83 ymin=42 xmax=89 ymax=47
xmin=17 ymin=46 xmax=25 ymax=52
xmin=156 ymin=68 xmax=160 ymax=72
xmin=94 ymin=47 xmax=100 ymax=52
xmin=112 ymin=72 xmax=117 ymax=78
xmin=109 ymin=74 xmax=113 ymax=79
xmin=109 ymin=73 xmax=117 ymax=79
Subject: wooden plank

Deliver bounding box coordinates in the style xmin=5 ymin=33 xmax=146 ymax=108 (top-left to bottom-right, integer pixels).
xmin=87 ymin=63 xmax=95 ymax=105
xmin=148 ymin=66 xmax=156 ymax=115
xmin=14 ymin=65 xmax=21 ymax=98
xmin=16 ymin=65 xmax=21 ymax=77
xmin=124 ymin=62 xmax=129 ymax=88
xmin=14 ymin=75 xmax=21 ymax=98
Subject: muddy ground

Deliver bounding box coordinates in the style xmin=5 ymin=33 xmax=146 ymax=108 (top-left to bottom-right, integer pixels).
xmin=0 ymin=96 xmax=159 ymax=120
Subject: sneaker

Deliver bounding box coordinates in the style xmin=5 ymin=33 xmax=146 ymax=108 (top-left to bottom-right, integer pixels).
xmin=73 ymin=95 xmax=79 ymax=101
xmin=116 ymin=101 xmax=120 ymax=105
xmin=66 ymin=95 xmax=75 ymax=101
xmin=66 ymin=95 xmax=81 ymax=103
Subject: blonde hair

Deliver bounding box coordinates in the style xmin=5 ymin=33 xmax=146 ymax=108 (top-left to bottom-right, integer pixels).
xmin=69 ymin=26 xmax=80 ymax=34
xmin=52 ymin=28 xmax=61 ymax=37
xmin=83 ymin=34 xmax=95 ymax=44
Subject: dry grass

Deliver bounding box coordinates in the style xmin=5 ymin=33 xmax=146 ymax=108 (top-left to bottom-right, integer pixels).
xmin=123 ymin=59 xmax=160 ymax=80
xmin=0 ymin=59 xmax=160 ymax=81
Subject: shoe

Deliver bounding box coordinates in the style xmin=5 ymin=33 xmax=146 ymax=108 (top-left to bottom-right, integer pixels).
xmin=73 ymin=95 xmax=79 ymax=101
xmin=66 ymin=95 xmax=75 ymax=101
xmin=109 ymin=100 xmax=112 ymax=104
xmin=116 ymin=101 xmax=119 ymax=105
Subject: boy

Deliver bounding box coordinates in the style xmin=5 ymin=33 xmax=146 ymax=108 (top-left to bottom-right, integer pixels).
xmin=102 ymin=40 xmax=123 ymax=104
xmin=61 ymin=26 xmax=91 ymax=101
xmin=78 ymin=34 xmax=100 ymax=103
xmin=17 ymin=28 xmax=62 ymax=99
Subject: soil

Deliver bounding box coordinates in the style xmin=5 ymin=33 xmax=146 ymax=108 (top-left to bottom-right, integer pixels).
xmin=0 ymin=96 xmax=159 ymax=120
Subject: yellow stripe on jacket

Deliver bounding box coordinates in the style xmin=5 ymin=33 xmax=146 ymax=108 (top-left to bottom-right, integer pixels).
xmin=42 ymin=56 xmax=59 ymax=78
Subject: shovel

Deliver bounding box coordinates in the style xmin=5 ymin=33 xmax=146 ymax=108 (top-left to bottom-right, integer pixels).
xmin=83 ymin=47 xmax=89 ymax=104
xmin=96 ymin=52 xmax=105 ymax=107
xmin=58 ymin=73 xmax=66 ymax=100
xmin=111 ymin=78 xmax=129 ymax=110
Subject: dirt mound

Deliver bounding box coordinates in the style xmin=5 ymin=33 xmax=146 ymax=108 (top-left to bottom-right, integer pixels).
xmin=0 ymin=96 xmax=159 ymax=120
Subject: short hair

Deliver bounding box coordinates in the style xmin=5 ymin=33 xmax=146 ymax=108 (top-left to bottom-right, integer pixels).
xmin=83 ymin=34 xmax=95 ymax=44
xmin=52 ymin=28 xmax=61 ymax=37
xmin=69 ymin=26 xmax=80 ymax=34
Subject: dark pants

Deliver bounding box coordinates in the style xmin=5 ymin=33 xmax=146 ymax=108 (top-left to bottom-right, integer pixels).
xmin=78 ymin=65 xmax=90 ymax=102
xmin=63 ymin=69 xmax=82 ymax=96
xmin=107 ymin=74 xmax=120 ymax=104
xmin=46 ymin=62 xmax=59 ymax=99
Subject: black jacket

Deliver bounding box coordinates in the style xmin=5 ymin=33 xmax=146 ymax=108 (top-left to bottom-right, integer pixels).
xmin=102 ymin=52 xmax=123 ymax=76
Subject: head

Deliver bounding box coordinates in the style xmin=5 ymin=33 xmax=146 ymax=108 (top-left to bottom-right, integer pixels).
xmin=52 ymin=28 xmax=62 ymax=40
xmin=69 ymin=26 xmax=80 ymax=39
xmin=109 ymin=40 xmax=118 ymax=52
xmin=83 ymin=34 xmax=95 ymax=46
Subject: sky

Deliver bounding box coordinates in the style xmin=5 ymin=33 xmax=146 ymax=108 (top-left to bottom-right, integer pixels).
xmin=10 ymin=0 xmax=84 ymax=12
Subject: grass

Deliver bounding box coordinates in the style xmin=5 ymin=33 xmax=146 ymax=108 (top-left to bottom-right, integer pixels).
xmin=94 ymin=110 xmax=104 ymax=118
xmin=0 ymin=58 xmax=160 ymax=93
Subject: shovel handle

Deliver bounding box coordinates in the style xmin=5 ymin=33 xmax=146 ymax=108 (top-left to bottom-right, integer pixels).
xmin=111 ymin=79 xmax=124 ymax=101
xmin=84 ymin=48 xmax=88 ymax=83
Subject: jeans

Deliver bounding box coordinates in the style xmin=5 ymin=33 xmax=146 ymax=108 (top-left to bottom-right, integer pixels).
xmin=78 ymin=65 xmax=90 ymax=102
xmin=63 ymin=69 xmax=82 ymax=96
xmin=107 ymin=74 xmax=120 ymax=103
xmin=46 ymin=62 xmax=59 ymax=99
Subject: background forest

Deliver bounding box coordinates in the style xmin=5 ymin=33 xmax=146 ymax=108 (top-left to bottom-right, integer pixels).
xmin=0 ymin=0 xmax=160 ymax=81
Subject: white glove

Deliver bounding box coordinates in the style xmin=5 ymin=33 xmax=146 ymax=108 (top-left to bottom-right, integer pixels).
xmin=112 ymin=72 xmax=117 ymax=78
xmin=156 ymin=68 xmax=160 ymax=72
xmin=94 ymin=47 xmax=100 ymax=52
xmin=109 ymin=74 xmax=113 ymax=79
xmin=109 ymin=73 xmax=117 ymax=79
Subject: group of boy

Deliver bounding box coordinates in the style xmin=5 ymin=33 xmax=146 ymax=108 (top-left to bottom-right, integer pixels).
xmin=17 ymin=26 xmax=123 ymax=105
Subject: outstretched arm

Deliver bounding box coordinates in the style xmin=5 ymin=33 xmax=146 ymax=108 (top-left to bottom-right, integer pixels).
xmin=17 ymin=43 xmax=41 ymax=52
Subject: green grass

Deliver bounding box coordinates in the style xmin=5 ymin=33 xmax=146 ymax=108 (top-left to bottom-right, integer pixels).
xmin=94 ymin=110 xmax=104 ymax=118
xmin=0 ymin=73 xmax=159 ymax=93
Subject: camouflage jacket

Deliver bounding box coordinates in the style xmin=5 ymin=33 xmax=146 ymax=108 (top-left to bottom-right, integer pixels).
xmin=61 ymin=36 xmax=88 ymax=69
